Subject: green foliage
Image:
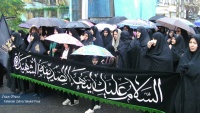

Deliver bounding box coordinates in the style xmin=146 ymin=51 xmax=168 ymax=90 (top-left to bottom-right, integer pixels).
xmin=0 ymin=0 xmax=25 ymax=30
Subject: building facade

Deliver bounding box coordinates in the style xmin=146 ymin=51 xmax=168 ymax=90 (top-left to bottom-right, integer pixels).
xmin=21 ymin=0 xmax=70 ymax=21
xmin=72 ymin=0 xmax=156 ymax=21
xmin=155 ymin=0 xmax=199 ymax=19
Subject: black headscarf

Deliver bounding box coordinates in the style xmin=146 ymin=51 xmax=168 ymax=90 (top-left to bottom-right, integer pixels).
xmin=147 ymin=32 xmax=173 ymax=72
xmin=171 ymin=34 xmax=186 ymax=60
xmin=171 ymin=34 xmax=186 ymax=71
xmin=165 ymin=29 xmax=175 ymax=42
xmin=176 ymin=34 xmax=200 ymax=113
xmin=179 ymin=28 xmax=190 ymax=48
xmin=26 ymin=32 xmax=46 ymax=54
xmin=55 ymin=27 xmax=64 ymax=33
xmin=66 ymin=28 xmax=80 ymax=40
xmin=127 ymin=26 xmax=151 ymax=70
xmin=101 ymin=28 xmax=112 ymax=48
xmin=91 ymin=26 xmax=104 ymax=47
xmin=123 ymin=25 xmax=134 ymax=37
xmin=136 ymin=26 xmax=151 ymax=47
xmin=82 ymin=30 xmax=94 ymax=46
xmin=12 ymin=32 xmax=24 ymax=49
xmin=117 ymin=30 xmax=132 ymax=69
xmin=18 ymin=30 xmax=28 ymax=47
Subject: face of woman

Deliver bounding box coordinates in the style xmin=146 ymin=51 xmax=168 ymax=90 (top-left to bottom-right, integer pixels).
xmin=90 ymin=29 xmax=94 ymax=35
xmin=113 ymin=31 xmax=118 ymax=40
xmin=176 ymin=28 xmax=181 ymax=35
xmin=11 ymin=36 xmax=15 ymax=41
xmin=30 ymin=35 xmax=34 ymax=41
xmin=31 ymin=29 xmax=36 ymax=33
xmin=64 ymin=44 xmax=69 ymax=49
xmin=54 ymin=29 xmax=58 ymax=34
xmin=171 ymin=37 xmax=176 ymax=45
xmin=84 ymin=33 xmax=88 ymax=40
xmin=189 ymin=38 xmax=198 ymax=52
xmin=169 ymin=31 xmax=174 ymax=37
xmin=92 ymin=58 xmax=98 ymax=65
xmin=136 ymin=31 xmax=141 ymax=38
xmin=103 ymin=30 xmax=108 ymax=37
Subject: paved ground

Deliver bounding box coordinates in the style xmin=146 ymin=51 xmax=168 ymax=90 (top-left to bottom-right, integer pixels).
xmin=0 ymin=76 xmax=143 ymax=113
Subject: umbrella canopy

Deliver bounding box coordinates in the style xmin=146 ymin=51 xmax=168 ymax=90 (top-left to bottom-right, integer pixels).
xmin=173 ymin=17 xmax=196 ymax=27
xmin=194 ymin=19 xmax=200 ymax=27
xmin=45 ymin=33 xmax=84 ymax=47
xmin=78 ymin=20 xmax=94 ymax=27
xmin=71 ymin=45 xmax=114 ymax=57
xmin=95 ymin=23 xmax=117 ymax=31
xmin=156 ymin=17 xmax=195 ymax=34
xmin=25 ymin=17 xmax=66 ymax=28
xmin=0 ymin=15 xmax=11 ymax=51
xmin=18 ymin=23 xmax=39 ymax=29
xmin=149 ymin=15 xmax=166 ymax=22
xmin=78 ymin=19 xmax=97 ymax=25
xmin=117 ymin=19 xmax=157 ymax=29
xmin=107 ymin=16 xmax=127 ymax=24
xmin=64 ymin=21 xmax=90 ymax=29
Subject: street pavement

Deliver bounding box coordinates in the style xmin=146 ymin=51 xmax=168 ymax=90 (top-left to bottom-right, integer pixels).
xmin=0 ymin=76 xmax=142 ymax=113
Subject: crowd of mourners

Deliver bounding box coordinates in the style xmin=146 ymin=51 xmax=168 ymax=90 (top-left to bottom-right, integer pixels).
xmin=0 ymin=22 xmax=200 ymax=113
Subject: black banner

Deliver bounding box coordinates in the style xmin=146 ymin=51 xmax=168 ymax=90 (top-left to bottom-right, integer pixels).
xmin=11 ymin=48 xmax=180 ymax=113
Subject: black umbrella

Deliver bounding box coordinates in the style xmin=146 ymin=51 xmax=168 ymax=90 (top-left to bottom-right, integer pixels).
xmin=25 ymin=17 xmax=66 ymax=28
xmin=107 ymin=16 xmax=127 ymax=24
xmin=18 ymin=23 xmax=39 ymax=29
xmin=0 ymin=14 xmax=11 ymax=51
xmin=64 ymin=21 xmax=90 ymax=28
xmin=149 ymin=15 xmax=166 ymax=22
xmin=78 ymin=19 xmax=97 ymax=25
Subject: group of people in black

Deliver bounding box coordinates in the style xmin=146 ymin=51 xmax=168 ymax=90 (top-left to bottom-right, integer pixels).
xmin=0 ymin=22 xmax=200 ymax=113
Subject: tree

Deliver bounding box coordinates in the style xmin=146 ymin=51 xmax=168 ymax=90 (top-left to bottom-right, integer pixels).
xmin=0 ymin=0 xmax=25 ymax=30
xmin=184 ymin=0 xmax=200 ymax=18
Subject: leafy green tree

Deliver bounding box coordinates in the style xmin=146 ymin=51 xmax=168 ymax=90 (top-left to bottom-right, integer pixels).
xmin=0 ymin=0 xmax=25 ymax=30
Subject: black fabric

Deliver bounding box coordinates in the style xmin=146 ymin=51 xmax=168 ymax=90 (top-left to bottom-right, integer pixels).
xmin=179 ymin=28 xmax=190 ymax=48
xmin=11 ymin=48 xmax=181 ymax=113
xmin=165 ymin=30 xmax=175 ymax=42
xmin=26 ymin=32 xmax=46 ymax=54
xmin=117 ymin=30 xmax=132 ymax=69
xmin=12 ymin=32 xmax=26 ymax=50
xmin=176 ymin=34 xmax=200 ymax=113
xmin=0 ymin=14 xmax=11 ymax=49
xmin=146 ymin=32 xmax=173 ymax=72
xmin=123 ymin=25 xmax=134 ymax=37
xmin=18 ymin=30 xmax=28 ymax=48
xmin=66 ymin=28 xmax=80 ymax=40
xmin=91 ymin=26 xmax=104 ymax=47
xmin=82 ymin=30 xmax=94 ymax=46
xmin=101 ymin=28 xmax=112 ymax=48
xmin=128 ymin=26 xmax=151 ymax=70
xmin=171 ymin=34 xmax=185 ymax=71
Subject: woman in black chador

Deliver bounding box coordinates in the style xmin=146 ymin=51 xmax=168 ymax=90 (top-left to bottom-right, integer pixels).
xmin=168 ymin=34 xmax=185 ymax=72
xmin=91 ymin=26 xmax=104 ymax=47
xmin=26 ymin=32 xmax=46 ymax=54
xmin=127 ymin=26 xmax=150 ymax=70
xmin=101 ymin=27 xmax=112 ymax=48
xmin=146 ymin=32 xmax=173 ymax=72
xmin=176 ymin=34 xmax=200 ymax=113
xmin=26 ymin=32 xmax=46 ymax=97
xmin=81 ymin=30 xmax=94 ymax=46
xmin=117 ymin=30 xmax=132 ymax=69
xmin=10 ymin=32 xmax=27 ymax=93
